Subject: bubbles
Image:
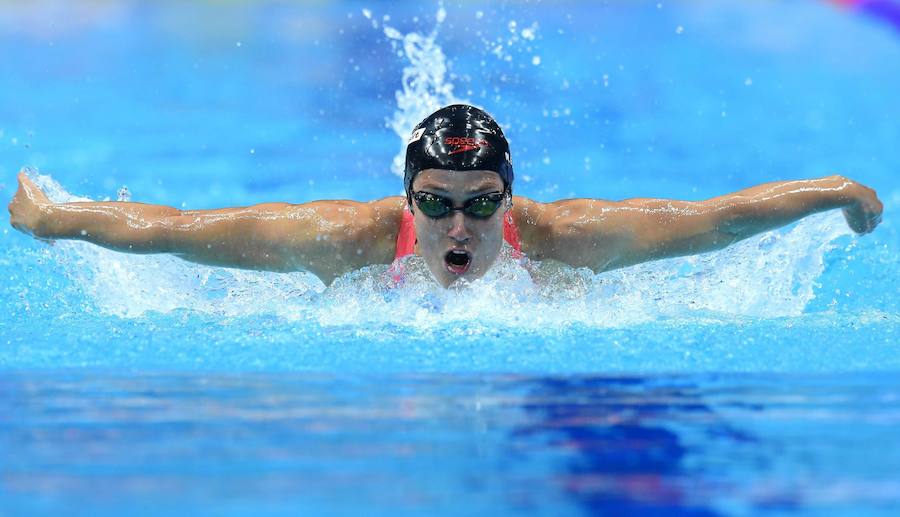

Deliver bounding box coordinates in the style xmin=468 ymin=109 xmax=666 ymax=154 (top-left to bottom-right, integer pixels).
xmin=361 ymin=8 xmax=378 ymax=28
xmin=117 ymin=186 xmax=131 ymax=202
xmin=380 ymin=1 xmax=467 ymax=176
xmin=373 ymin=2 xmax=542 ymax=174
xmin=34 ymin=173 xmax=855 ymax=327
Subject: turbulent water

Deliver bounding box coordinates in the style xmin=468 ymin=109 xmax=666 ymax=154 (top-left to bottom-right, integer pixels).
xmin=2 ymin=2 xmax=900 ymax=516
xmin=1 ymin=0 xmax=896 ymax=376
xmin=29 ymin=171 xmax=855 ymax=326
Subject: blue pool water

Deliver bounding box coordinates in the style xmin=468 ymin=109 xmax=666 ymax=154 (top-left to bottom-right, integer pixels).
xmin=1 ymin=1 xmax=899 ymax=515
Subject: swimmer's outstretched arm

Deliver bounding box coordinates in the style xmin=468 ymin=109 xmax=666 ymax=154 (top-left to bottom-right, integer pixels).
xmin=517 ymin=175 xmax=883 ymax=272
xmin=8 ymin=172 xmax=404 ymax=283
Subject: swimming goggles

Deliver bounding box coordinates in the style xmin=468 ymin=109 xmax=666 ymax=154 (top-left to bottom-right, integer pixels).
xmin=412 ymin=191 xmax=506 ymax=219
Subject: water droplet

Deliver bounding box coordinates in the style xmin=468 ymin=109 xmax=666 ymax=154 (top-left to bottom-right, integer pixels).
xmin=675 ymin=26 xmax=684 ymax=34
xmin=531 ymin=55 xmax=541 ymax=65
xmin=117 ymin=186 xmax=131 ymax=202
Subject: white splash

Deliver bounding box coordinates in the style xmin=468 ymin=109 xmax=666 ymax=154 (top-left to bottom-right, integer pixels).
xmin=30 ymin=172 xmax=853 ymax=325
xmin=380 ymin=1 xmax=466 ymax=177
xmin=375 ymin=3 xmax=540 ymax=177
xmin=30 ymin=172 xmax=325 ymax=319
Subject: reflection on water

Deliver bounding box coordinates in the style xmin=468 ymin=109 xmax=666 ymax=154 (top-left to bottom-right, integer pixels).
xmin=3 ymin=373 xmax=899 ymax=515
xmin=513 ymin=377 xmax=748 ymax=516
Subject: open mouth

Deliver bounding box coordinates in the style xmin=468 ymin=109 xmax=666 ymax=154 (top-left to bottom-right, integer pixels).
xmin=444 ymin=249 xmax=472 ymax=275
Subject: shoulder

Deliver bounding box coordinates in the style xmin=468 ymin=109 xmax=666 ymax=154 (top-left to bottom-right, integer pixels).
xmin=510 ymin=196 xmax=623 ymax=264
xmin=283 ymin=196 xmax=405 ymax=229
xmin=357 ymin=196 xmax=407 ymax=265
xmin=271 ymin=196 xmax=406 ymax=267
xmin=362 ymin=196 xmax=407 ymax=236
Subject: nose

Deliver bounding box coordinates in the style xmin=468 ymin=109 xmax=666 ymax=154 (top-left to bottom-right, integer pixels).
xmin=446 ymin=211 xmax=471 ymax=243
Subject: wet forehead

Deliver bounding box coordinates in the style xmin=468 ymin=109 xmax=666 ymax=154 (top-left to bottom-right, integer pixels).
xmin=413 ymin=169 xmax=504 ymax=196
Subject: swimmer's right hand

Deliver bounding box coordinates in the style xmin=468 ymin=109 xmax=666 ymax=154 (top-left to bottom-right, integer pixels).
xmin=8 ymin=170 xmax=52 ymax=238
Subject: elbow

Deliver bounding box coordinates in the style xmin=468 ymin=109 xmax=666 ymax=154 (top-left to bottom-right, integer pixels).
xmin=716 ymin=214 xmax=760 ymax=245
xmin=143 ymin=221 xmax=177 ymax=254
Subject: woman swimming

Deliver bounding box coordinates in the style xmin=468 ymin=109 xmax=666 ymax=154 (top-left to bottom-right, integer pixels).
xmin=7 ymin=104 xmax=883 ymax=288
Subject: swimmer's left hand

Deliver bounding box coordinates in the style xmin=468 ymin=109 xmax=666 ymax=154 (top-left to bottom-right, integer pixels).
xmin=840 ymin=178 xmax=883 ymax=235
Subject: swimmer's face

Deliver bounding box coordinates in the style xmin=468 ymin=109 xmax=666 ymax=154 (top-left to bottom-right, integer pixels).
xmin=411 ymin=169 xmax=507 ymax=288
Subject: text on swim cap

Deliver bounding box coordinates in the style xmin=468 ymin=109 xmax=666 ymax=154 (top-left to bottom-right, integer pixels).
xmin=445 ymin=136 xmax=490 ymax=155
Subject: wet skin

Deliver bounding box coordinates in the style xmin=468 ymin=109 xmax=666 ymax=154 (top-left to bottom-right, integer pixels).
xmin=410 ymin=170 xmax=508 ymax=287
xmin=8 ymin=169 xmax=884 ymax=286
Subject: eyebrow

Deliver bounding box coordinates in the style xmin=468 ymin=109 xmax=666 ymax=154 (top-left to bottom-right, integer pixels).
xmin=466 ymin=182 xmax=502 ymax=194
xmin=417 ymin=183 xmax=502 ymax=195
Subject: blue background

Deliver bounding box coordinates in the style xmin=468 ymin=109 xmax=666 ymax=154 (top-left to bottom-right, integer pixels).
xmin=1 ymin=1 xmax=899 ymax=515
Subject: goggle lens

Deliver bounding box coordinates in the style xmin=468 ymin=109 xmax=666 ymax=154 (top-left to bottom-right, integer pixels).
xmin=413 ymin=192 xmax=504 ymax=219
xmin=415 ymin=194 xmax=451 ymax=217
xmin=466 ymin=196 xmax=501 ymax=218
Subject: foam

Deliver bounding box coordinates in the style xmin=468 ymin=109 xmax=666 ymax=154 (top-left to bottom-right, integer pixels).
xmin=379 ymin=1 xmax=466 ymax=177
xmin=30 ymin=172 xmax=852 ymax=326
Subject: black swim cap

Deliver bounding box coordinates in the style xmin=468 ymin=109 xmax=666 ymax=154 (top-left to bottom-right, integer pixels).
xmin=404 ymin=104 xmax=513 ymax=204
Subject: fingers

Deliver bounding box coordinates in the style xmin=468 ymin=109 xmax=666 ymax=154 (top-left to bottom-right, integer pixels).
xmin=17 ymin=170 xmax=34 ymax=190
xmin=17 ymin=171 xmax=34 ymax=200
xmin=857 ymin=209 xmax=881 ymax=234
xmin=865 ymin=191 xmax=884 ymax=234
xmin=843 ymin=203 xmax=881 ymax=235
xmin=8 ymin=170 xmax=47 ymax=237
xmin=15 ymin=169 xmax=50 ymax=205
xmin=843 ymin=181 xmax=884 ymax=235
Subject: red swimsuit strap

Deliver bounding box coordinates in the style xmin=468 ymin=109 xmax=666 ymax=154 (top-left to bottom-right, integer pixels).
xmin=394 ymin=209 xmax=418 ymax=260
xmin=393 ymin=209 xmax=522 ymax=261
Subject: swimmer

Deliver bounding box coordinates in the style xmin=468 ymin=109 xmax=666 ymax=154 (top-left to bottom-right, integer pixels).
xmin=7 ymin=104 xmax=883 ymax=287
